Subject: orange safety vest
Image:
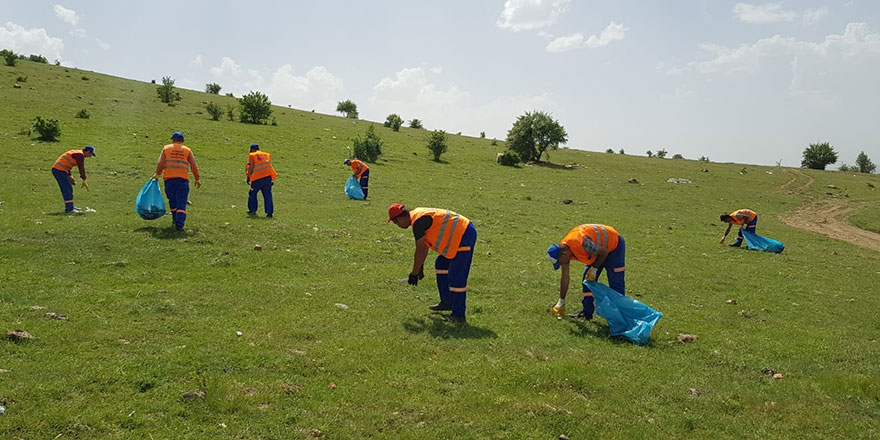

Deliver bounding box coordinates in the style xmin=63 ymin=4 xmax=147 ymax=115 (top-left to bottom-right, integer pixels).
xmin=160 ymin=144 xmax=193 ymax=180
xmin=52 ymin=150 xmax=79 ymax=174
xmin=730 ymin=209 xmax=757 ymax=225
xmin=350 ymin=159 xmax=368 ymax=179
xmin=410 ymin=208 xmax=472 ymax=259
xmin=561 ymin=224 xmax=620 ymax=266
xmin=246 ymin=151 xmax=277 ymax=182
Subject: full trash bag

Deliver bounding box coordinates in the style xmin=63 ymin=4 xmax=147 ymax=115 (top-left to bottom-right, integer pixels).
xmin=344 ymin=175 xmax=365 ymax=200
xmin=742 ymin=230 xmax=785 ymax=253
xmin=585 ymin=281 xmax=663 ymax=345
xmin=136 ymin=178 xmax=166 ymax=220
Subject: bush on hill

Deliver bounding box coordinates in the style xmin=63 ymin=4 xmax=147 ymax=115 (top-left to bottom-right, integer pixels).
xmin=205 ymin=83 xmax=222 ymax=94
xmin=497 ymin=150 xmax=520 ymax=166
xmin=75 ymin=109 xmax=90 ymax=119
xmin=156 ymin=76 xmax=181 ymax=105
xmin=656 ymin=149 xmax=668 ymax=159
xmin=801 ymin=142 xmax=837 ymax=170
xmin=205 ymin=102 xmax=222 ymax=121
xmin=619 ymin=148 xmax=625 ymax=154
xmin=646 ymin=150 xmax=654 ymax=158
xmin=606 ymin=148 xmax=614 ymax=154
xmin=352 ymin=125 xmax=383 ymax=162
xmin=426 ymin=130 xmax=448 ymax=161
xmin=856 ymin=151 xmax=876 ymax=174
xmin=33 ymin=116 xmax=61 ymax=141
xmin=239 ymin=91 xmax=272 ymax=124
xmin=672 ymin=153 xmax=684 ymax=159
xmin=384 ymin=114 xmax=403 ymax=131
xmin=505 ymin=111 xmax=567 ymax=162
xmin=28 ymin=54 xmax=48 ymax=63
xmin=480 ymin=131 xmax=486 ymax=139
xmin=409 ymin=118 xmax=423 ymax=129
xmin=337 ymin=100 xmax=358 ymax=119
xmin=16 ymin=75 xmax=27 ymax=83
xmin=226 ymin=104 xmax=235 ymax=121
xmin=2 ymin=49 xmax=17 ymax=66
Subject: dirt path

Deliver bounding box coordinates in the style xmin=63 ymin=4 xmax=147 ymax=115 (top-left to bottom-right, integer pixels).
xmin=778 ymin=169 xmax=880 ymax=251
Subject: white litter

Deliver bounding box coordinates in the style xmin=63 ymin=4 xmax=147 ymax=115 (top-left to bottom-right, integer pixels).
xmin=334 ymin=303 xmax=349 ymax=310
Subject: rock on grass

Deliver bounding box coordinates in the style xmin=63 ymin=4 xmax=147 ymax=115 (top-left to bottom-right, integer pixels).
xmin=677 ymin=333 xmax=698 ymax=343
xmin=6 ymin=330 xmax=32 ymax=342
xmin=181 ymin=389 xmax=206 ymax=401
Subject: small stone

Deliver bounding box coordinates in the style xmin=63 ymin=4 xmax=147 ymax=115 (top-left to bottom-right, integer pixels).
xmin=562 ymin=199 xmax=573 ymax=204
xmin=676 ymin=333 xmax=698 ymax=343
xmin=334 ymin=303 xmax=349 ymax=310
xmin=13 ymin=83 xmax=21 ymax=88
xmin=156 ymin=290 xmax=167 ymax=294
xmin=628 ymin=178 xmax=640 ymax=184
xmin=772 ymin=373 xmax=784 ymax=379
xmin=0 ymin=369 xmax=9 ymax=374
xmin=559 ymin=435 xmax=570 ymax=440
xmin=44 ymin=312 xmax=69 ymax=321
xmin=253 ymin=244 xmax=262 ymax=251
xmin=308 ymin=428 xmax=325 ymax=438
xmin=6 ymin=329 xmax=32 ymax=341
xmin=725 ymin=299 xmax=737 ymax=305
xmin=181 ymin=389 xmax=206 ymax=400
xmin=236 ymin=331 xmax=243 ymax=337
xmin=688 ymin=388 xmax=702 ymax=396
xmin=328 ymin=382 xmax=336 ymax=389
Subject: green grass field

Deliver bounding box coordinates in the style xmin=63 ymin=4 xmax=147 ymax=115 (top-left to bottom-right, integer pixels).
xmin=2 ymin=60 xmax=879 ymax=439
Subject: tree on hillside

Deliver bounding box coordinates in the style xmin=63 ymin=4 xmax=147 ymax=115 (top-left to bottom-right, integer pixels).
xmin=656 ymin=149 xmax=668 ymax=159
xmin=672 ymin=153 xmax=684 ymax=159
xmin=336 ymin=100 xmax=358 ymax=118
xmin=801 ymin=142 xmax=838 ymax=170
xmin=856 ymin=151 xmax=876 ymax=174
xmin=646 ymin=150 xmax=654 ymax=158
xmin=480 ymin=131 xmax=486 ymax=139
xmin=409 ymin=118 xmax=423 ymax=129
xmin=239 ymin=91 xmax=272 ymax=124
xmin=353 ymin=125 xmax=383 ymax=162
xmin=28 ymin=54 xmax=48 ymax=63
xmin=505 ymin=111 xmax=567 ymax=162
xmin=384 ymin=113 xmax=403 ymax=131
xmin=619 ymin=148 xmax=625 ymax=155
xmin=205 ymin=102 xmax=222 ymax=121
xmin=2 ymin=49 xmax=17 ymax=66
xmin=156 ymin=76 xmax=181 ymax=104
xmin=606 ymin=148 xmax=614 ymax=154
xmin=426 ymin=130 xmax=448 ymax=161
xmin=205 ymin=83 xmax=222 ymax=94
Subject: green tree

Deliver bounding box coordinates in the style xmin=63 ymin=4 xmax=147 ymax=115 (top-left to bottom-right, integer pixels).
xmin=838 ymin=163 xmax=856 ymax=172
xmin=205 ymin=83 xmax=222 ymax=94
xmin=239 ymin=91 xmax=272 ymax=124
xmin=646 ymin=150 xmax=654 ymax=158
xmin=409 ymin=118 xmax=423 ymax=129
xmin=856 ymin=151 xmax=876 ymax=174
xmin=656 ymin=149 xmax=668 ymax=159
xmin=2 ymin=49 xmax=17 ymax=66
xmin=618 ymin=148 xmax=625 ymax=155
xmin=801 ymin=142 xmax=838 ymax=170
xmin=27 ymin=54 xmax=48 ymax=63
xmin=156 ymin=76 xmax=181 ymax=104
xmin=505 ymin=111 xmax=568 ymax=162
xmin=606 ymin=148 xmax=614 ymax=154
xmin=205 ymin=102 xmax=222 ymax=121
xmin=480 ymin=131 xmax=486 ymax=139
xmin=352 ymin=125 xmax=383 ymax=162
xmin=336 ymin=99 xmax=358 ymax=118
xmin=672 ymin=153 xmax=684 ymax=159
xmin=426 ymin=130 xmax=448 ymax=161
xmin=32 ymin=116 xmax=61 ymax=141
xmin=75 ymin=109 xmax=89 ymax=119
xmin=226 ymin=104 xmax=235 ymax=121
xmin=384 ymin=113 xmax=403 ymax=131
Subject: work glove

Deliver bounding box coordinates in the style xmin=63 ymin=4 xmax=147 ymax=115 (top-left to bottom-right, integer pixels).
xmin=81 ymin=181 xmax=90 ymax=191
xmin=418 ymin=266 xmax=425 ymax=280
xmin=194 ymin=180 xmax=202 ymax=189
xmin=586 ymin=267 xmax=598 ymax=282
xmin=407 ymin=273 xmax=419 ymax=286
xmin=551 ymin=304 xmax=566 ymax=317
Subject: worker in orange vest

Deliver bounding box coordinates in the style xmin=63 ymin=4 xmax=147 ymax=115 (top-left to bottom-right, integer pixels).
xmin=388 ymin=204 xmax=477 ymax=323
xmin=343 ymin=158 xmax=370 ymax=199
xmin=547 ymin=224 xmax=626 ymax=319
xmin=246 ymin=144 xmax=278 ymax=217
xmin=51 ymin=145 xmax=95 ymax=214
xmin=154 ymin=132 xmax=200 ymax=230
xmin=720 ymin=209 xmax=758 ymax=247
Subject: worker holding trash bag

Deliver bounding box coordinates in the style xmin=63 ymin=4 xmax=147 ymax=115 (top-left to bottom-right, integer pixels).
xmin=154 ymin=132 xmax=200 ymax=231
xmin=51 ymin=145 xmax=95 ymax=214
xmin=547 ymin=224 xmax=626 ymax=319
xmin=344 ymin=158 xmax=369 ymax=199
xmin=719 ymin=209 xmax=757 ymax=247
xmin=388 ymin=204 xmax=477 ymax=323
xmin=245 ymin=144 xmax=277 ymax=217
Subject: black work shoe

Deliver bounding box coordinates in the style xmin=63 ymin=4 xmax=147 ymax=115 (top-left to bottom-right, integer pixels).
xmin=567 ymin=311 xmax=593 ymax=320
xmin=444 ymin=315 xmax=467 ymax=324
xmin=247 ymin=211 xmax=256 ymax=216
xmin=428 ymin=302 xmax=453 ymax=311
xmin=729 ymin=243 xmax=742 ymax=247
xmin=266 ymin=213 xmax=273 ymax=218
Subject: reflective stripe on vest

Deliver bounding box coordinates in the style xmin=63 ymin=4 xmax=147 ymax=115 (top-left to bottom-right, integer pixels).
xmin=410 ymin=208 xmax=471 ymax=259
xmin=247 ymin=152 xmax=276 ymax=181
xmin=562 ymin=224 xmax=619 ymax=265
xmin=161 ymin=144 xmax=192 ymax=180
xmin=52 ymin=150 xmax=79 ymax=173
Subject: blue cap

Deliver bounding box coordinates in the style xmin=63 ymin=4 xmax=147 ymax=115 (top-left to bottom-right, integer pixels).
xmin=343 ymin=158 xmax=351 ymax=164
xmin=250 ymin=144 xmax=259 ymax=150
xmin=83 ymin=145 xmax=96 ymax=157
xmin=547 ymin=244 xmax=561 ymax=270
xmin=171 ymin=132 xmax=184 ymax=141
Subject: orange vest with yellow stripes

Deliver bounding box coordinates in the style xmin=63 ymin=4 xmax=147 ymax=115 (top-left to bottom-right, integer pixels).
xmin=410 ymin=208 xmax=471 ymax=259
xmin=161 ymin=144 xmax=192 ymax=180
xmin=350 ymin=159 xmax=368 ymax=179
xmin=730 ymin=209 xmax=757 ymax=225
xmin=246 ymin=151 xmax=277 ymax=182
xmin=52 ymin=150 xmax=79 ymax=174
xmin=561 ymin=224 xmax=620 ymax=266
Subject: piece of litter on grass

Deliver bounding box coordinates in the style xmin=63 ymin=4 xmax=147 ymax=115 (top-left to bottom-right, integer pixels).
xmin=84 ymin=207 xmax=96 ymax=213
xmin=219 ymin=423 xmax=227 ymax=428
xmin=44 ymin=312 xmax=69 ymax=321
xmin=726 ymin=299 xmax=737 ymax=305
xmin=0 ymin=405 xmax=5 ymax=415
xmin=334 ymin=303 xmax=349 ymax=310
xmin=236 ymin=331 xmax=243 ymax=337
xmin=676 ymin=333 xmax=698 ymax=343
xmin=328 ymin=382 xmax=336 ymax=389
xmin=773 ymin=373 xmax=784 ymax=379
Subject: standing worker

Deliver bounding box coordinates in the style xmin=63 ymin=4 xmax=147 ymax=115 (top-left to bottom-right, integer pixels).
xmin=154 ymin=132 xmax=200 ymax=231
xmin=246 ymin=144 xmax=277 ymax=217
xmin=51 ymin=145 xmax=95 ymax=214
xmin=546 ymin=224 xmax=626 ymax=319
xmin=720 ymin=209 xmax=757 ymax=247
xmin=388 ymin=204 xmax=477 ymax=323
xmin=344 ymin=158 xmax=369 ymax=199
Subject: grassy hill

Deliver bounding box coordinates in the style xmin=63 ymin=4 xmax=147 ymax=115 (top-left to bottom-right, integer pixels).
xmin=1 ymin=60 xmax=879 ymax=439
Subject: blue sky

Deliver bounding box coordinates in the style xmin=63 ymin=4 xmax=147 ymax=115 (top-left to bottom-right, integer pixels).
xmin=2 ymin=0 xmax=878 ymax=166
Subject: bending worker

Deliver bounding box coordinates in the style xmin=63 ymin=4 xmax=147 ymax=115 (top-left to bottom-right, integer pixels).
xmin=246 ymin=144 xmax=277 ymax=217
xmin=388 ymin=204 xmax=477 ymax=323
xmin=51 ymin=145 xmax=95 ymax=214
xmin=154 ymin=132 xmax=200 ymax=231
xmin=344 ymin=158 xmax=370 ymax=199
xmin=547 ymin=224 xmax=626 ymax=319
xmin=720 ymin=209 xmax=757 ymax=247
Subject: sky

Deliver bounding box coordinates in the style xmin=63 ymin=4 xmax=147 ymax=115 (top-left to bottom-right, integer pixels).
xmin=1 ymin=0 xmax=878 ymax=166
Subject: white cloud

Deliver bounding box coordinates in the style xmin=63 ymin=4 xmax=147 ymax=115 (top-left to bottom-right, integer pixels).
xmin=497 ymin=0 xmax=570 ymax=32
xmin=267 ymin=65 xmax=344 ymax=112
xmin=803 ymin=7 xmax=829 ymax=25
xmin=0 ymin=22 xmax=64 ymax=61
xmin=546 ymin=22 xmax=627 ymax=53
xmin=733 ymin=2 xmax=798 ymax=23
xmin=53 ymin=4 xmax=80 ymax=26
xmin=190 ymin=54 xmax=203 ymax=68
xmin=70 ymin=28 xmax=87 ymax=38
xmin=209 ymin=57 xmax=265 ymax=92
xmin=96 ymin=37 xmax=110 ymax=50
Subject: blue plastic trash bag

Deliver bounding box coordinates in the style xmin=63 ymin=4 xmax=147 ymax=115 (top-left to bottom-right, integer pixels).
xmin=136 ymin=178 xmax=166 ymax=220
xmin=742 ymin=230 xmax=785 ymax=253
xmin=585 ymin=281 xmax=663 ymax=345
xmin=345 ymin=175 xmax=365 ymax=200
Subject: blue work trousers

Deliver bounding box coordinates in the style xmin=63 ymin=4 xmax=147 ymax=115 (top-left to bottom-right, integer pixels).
xmin=734 ymin=215 xmax=758 ymax=245
xmin=164 ymin=178 xmax=190 ymax=228
xmin=248 ymin=176 xmax=274 ymax=215
xmin=434 ymin=223 xmax=477 ymax=318
xmin=581 ymin=235 xmax=626 ymax=315
xmin=52 ymin=168 xmax=75 ymax=212
xmin=359 ymin=170 xmax=370 ymax=199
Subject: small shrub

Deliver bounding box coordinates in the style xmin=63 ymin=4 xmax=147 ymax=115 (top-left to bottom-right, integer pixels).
xmin=156 ymin=76 xmax=181 ymax=104
xmin=271 ymin=117 xmax=278 ymax=126
xmin=2 ymin=49 xmax=17 ymax=66
xmin=698 ymin=156 xmax=710 ymax=162
xmin=606 ymin=148 xmax=614 ymax=154
xmin=336 ymin=99 xmax=358 ymax=118
xmin=646 ymin=150 xmax=654 ymax=158
xmin=225 ymin=92 xmax=234 ymax=97
xmin=226 ymin=104 xmax=235 ymax=121
xmin=409 ymin=118 xmax=423 ymax=129
xmin=497 ymin=150 xmax=520 ymax=166
xmin=384 ymin=113 xmax=403 ymax=131
xmin=838 ymin=163 xmax=856 ymax=172
xmin=480 ymin=131 xmax=486 ymax=139
xmin=426 ymin=130 xmax=448 ymax=161
xmin=491 ymin=138 xmax=498 ymax=146
xmin=54 ymin=60 xmax=60 ymax=66
xmin=352 ymin=125 xmax=383 ymax=162
xmin=81 ymin=76 xmax=89 ymax=81
xmin=205 ymin=82 xmax=222 ymax=94
xmin=32 ymin=116 xmax=61 ymax=141
xmin=239 ymin=91 xmax=272 ymax=124
xmin=672 ymin=153 xmax=683 ymax=159
xmin=28 ymin=54 xmax=48 ymax=63
xmin=75 ymin=109 xmax=90 ymax=119
xmin=205 ymin=102 xmax=222 ymax=121
xmin=150 ymin=79 xmax=155 ymax=84
xmin=619 ymin=148 xmax=625 ymax=155
xmin=15 ymin=75 xmax=27 ymax=83
xmin=656 ymin=149 xmax=668 ymax=159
